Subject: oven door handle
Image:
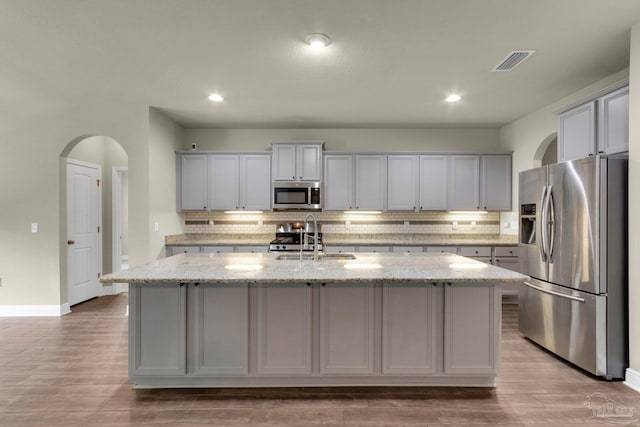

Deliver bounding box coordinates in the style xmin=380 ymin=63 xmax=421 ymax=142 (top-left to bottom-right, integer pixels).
xmin=523 ymin=281 xmax=585 ymax=303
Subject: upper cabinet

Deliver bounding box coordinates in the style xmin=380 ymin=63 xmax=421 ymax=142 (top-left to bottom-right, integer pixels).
xmin=176 ymin=153 xmax=271 ymax=211
xmin=558 ymin=85 xmax=628 ymax=162
xmin=387 ymin=155 xmax=448 ymax=211
xmin=323 ymin=154 xmax=386 ymax=211
xmin=448 ymin=155 xmax=511 ymax=211
xmin=272 ymin=142 xmax=323 ymax=181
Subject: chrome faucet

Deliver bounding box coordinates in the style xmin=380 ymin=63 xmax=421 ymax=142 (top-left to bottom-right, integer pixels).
xmin=301 ymin=213 xmax=319 ymax=261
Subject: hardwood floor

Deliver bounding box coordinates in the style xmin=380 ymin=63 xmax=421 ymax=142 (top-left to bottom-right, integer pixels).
xmin=1 ymin=294 xmax=639 ymax=426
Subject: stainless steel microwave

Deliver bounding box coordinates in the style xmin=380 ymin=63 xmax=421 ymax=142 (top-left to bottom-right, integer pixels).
xmin=272 ymin=182 xmax=321 ymax=210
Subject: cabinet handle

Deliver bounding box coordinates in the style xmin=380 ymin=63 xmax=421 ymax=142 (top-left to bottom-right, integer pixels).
xmin=67 ymin=240 xmax=75 ymax=245
xmin=598 ymin=151 xmax=605 ymax=154
xmin=292 ymin=176 xmax=295 ymax=179
xmin=299 ymin=176 xmax=302 ymax=179
xmin=588 ymin=153 xmax=594 ymax=156
xmin=420 ymin=206 xmax=423 ymax=210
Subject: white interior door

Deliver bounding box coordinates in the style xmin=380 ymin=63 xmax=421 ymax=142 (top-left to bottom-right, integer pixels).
xmin=67 ymin=160 xmax=101 ymax=306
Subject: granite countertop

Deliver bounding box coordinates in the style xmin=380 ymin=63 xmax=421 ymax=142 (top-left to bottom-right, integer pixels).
xmin=100 ymin=252 xmax=528 ymax=285
xmin=165 ymin=233 xmax=519 ymax=247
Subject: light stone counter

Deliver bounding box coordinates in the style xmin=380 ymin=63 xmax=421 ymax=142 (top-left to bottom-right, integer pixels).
xmin=164 ymin=233 xmax=518 ymax=247
xmin=100 ymin=252 xmax=527 ymax=285
xmin=106 ymin=252 xmax=526 ymax=389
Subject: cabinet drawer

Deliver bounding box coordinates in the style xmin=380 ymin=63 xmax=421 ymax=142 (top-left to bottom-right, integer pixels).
xmin=459 ymin=247 xmax=491 ymax=257
xmin=235 ymin=246 xmax=268 ymax=253
xmin=325 ymin=246 xmax=357 ymax=254
xmin=357 ymin=246 xmax=390 ymax=253
xmin=495 ymin=246 xmax=518 ymax=257
xmin=202 ymin=246 xmax=234 ymax=254
xmin=391 ymin=246 xmax=424 ymax=253
xmin=172 ymin=246 xmax=201 ymax=255
xmin=426 ymin=246 xmax=458 ymax=254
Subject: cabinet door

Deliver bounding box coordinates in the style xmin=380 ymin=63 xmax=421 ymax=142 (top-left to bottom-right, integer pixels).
xmin=444 ymin=285 xmax=499 ymax=375
xmin=257 ymin=285 xmax=312 ymax=374
xmin=355 ymin=155 xmax=386 ymax=210
xmin=419 ymin=155 xmax=448 ymax=210
xmin=209 ymin=155 xmax=239 ymax=210
xmin=387 ymin=155 xmax=418 ymax=211
xmin=382 ymin=284 xmax=438 ymax=374
xmin=192 ymin=284 xmax=248 ymax=375
xmin=130 ymin=283 xmax=186 ymax=376
xmin=240 ymin=155 xmax=271 ymax=210
xmin=234 ymin=245 xmax=268 ymax=253
xmin=323 ymin=155 xmax=354 ymax=210
xmin=558 ymin=101 xmax=596 ymax=162
xmin=598 ymin=86 xmax=629 ymax=156
xmin=320 ymin=284 xmax=375 ymax=374
xmin=202 ymin=246 xmax=234 ymax=254
xmin=180 ymin=155 xmax=208 ymax=210
xmin=272 ymin=144 xmax=297 ymax=181
xmin=171 ymin=246 xmax=201 ymax=255
xmin=298 ymin=144 xmax=322 ymax=181
xmin=481 ymin=155 xmax=511 ymax=211
xmin=448 ymin=155 xmax=480 ymax=210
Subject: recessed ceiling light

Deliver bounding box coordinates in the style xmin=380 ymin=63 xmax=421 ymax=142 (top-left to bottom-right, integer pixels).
xmin=305 ymin=33 xmax=330 ymax=50
xmin=445 ymin=94 xmax=461 ymax=103
xmin=208 ymin=93 xmax=224 ymax=102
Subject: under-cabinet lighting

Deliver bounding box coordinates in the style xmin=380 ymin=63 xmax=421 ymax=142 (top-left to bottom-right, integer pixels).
xmin=449 ymin=263 xmax=488 ymax=270
xmin=448 ymin=211 xmax=488 ymax=214
xmin=344 ymin=263 xmax=382 ymax=270
xmin=224 ymin=210 xmax=263 ymax=214
xmin=343 ymin=211 xmax=382 ymax=215
xmin=225 ymin=264 xmax=263 ymax=271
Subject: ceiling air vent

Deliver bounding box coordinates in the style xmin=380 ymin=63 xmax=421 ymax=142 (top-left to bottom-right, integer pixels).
xmin=491 ymin=50 xmax=535 ymax=72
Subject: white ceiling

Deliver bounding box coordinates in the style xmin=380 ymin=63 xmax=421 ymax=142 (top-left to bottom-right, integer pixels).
xmin=2 ymin=0 xmax=640 ymax=129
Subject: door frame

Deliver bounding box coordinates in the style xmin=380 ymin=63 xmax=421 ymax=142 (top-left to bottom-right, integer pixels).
xmin=112 ymin=166 xmax=128 ymax=294
xmin=66 ymin=158 xmax=103 ymax=305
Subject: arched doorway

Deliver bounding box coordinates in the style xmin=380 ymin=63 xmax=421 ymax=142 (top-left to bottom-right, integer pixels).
xmin=533 ymin=133 xmax=558 ymax=167
xmin=60 ymin=136 xmax=128 ymax=308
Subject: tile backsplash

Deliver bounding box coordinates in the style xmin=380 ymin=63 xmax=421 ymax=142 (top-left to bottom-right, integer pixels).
xmin=184 ymin=211 xmax=500 ymax=236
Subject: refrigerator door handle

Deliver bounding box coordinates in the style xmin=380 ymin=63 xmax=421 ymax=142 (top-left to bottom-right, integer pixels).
xmin=539 ymin=186 xmax=547 ymax=262
xmin=523 ymin=281 xmax=586 ymax=303
xmin=546 ymin=186 xmax=556 ymax=260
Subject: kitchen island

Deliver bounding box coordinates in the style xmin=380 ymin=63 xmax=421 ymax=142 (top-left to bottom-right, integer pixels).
xmin=101 ymin=252 xmax=527 ymax=389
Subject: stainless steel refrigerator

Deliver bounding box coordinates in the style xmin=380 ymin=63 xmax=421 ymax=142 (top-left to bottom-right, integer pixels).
xmin=518 ymin=155 xmax=628 ymax=379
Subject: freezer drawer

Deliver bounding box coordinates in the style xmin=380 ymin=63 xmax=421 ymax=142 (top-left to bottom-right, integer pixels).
xmin=519 ymin=279 xmax=610 ymax=378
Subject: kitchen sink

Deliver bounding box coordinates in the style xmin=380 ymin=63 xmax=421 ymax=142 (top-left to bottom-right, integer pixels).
xmin=275 ymin=253 xmax=356 ymax=261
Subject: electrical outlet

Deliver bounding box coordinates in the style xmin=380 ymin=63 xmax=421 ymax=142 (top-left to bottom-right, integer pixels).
xmin=452 ymin=221 xmax=458 ymax=230
xmin=191 ymin=143 xmax=197 ymax=150
xmin=471 ymin=220 xmax=476 ymax=229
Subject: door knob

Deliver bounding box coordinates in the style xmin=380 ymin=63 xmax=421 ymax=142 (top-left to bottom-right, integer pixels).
xmin=67 ymin=240 xmax=75 ymax=245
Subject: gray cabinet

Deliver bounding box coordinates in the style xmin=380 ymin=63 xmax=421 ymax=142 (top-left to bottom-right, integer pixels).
xmin=419 ymin=155 xmax=448 ymax=210
xmin=387 ymin=155 xmax=449 ymax=211
xmin=323 ymin=155 xmax=353 ymax=210
xmin=177 ymin=153 xmax=271 ymax=212
xmin=558 ymin=101 xmax=596 ymax=162
xmin=382 ymin=284 xmax=439 ymax=374
xmin=130 ymin=283 xmax=186 ymax=376
xmin=444 ymin=285 xmax=499 ymax=375
xmin=448 ymin=155 xmax=481 ymax=210
xmin=256 ymin=285 xmax=312 ymax=374
xmin=179 ymin=155 xmax=208 ymax=210
xmin=558 ymin=85 xmax=629 ymax=162
xmin=387 ymin=155 xmax=418 ymax=211
xmin=323 ymin=154 xmax=386 ymax=211
xmin=598 ymin=86 xmax=629 ymax=156
xmin=272 ymin=142 xmax=322 ymax=181
xmin=320 ymin=284 xmax=375 ymax=374
xmin=480 ymin=155 xmax=511 ymax=211
xmin=448 ymin=155 xmax=511 ymax=211
xmin=191 ymin=284 xmax=249 ymax=375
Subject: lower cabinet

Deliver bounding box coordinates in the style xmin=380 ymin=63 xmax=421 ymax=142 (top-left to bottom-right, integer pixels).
xmin=129 ymin=281 xmax=501 ymax=386
xmin=191 ymin=284 xmax=249 ymax=375
xmin=256 ymin=284 xmax=313 ymax=374
xmin=130 ymin=283 xmax=187 ymax=376
xmin=382 ymin=284 xmax=438 ymax=374
xmin=320 ymin=284 xmax=375 ymax=374
xmin=444 ymin=285 xmax=500 ymax=375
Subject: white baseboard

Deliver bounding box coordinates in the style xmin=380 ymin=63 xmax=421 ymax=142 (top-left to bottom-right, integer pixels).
xmin=0 ymin=303 xmax=71 ymax=317
xmin=624 ymin=368 xmax=640 ymax=393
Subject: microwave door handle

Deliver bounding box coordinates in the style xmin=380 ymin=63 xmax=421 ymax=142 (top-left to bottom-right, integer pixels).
xmin=546 ymin=186 xmax=555 ymax=260
xmin=539 ymin=186 xmax=547 ymax=262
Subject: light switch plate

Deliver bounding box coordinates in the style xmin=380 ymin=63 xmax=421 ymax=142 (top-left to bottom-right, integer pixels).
xmin=154 ymin=222 xmax=159 ymax=231
xmin=31 ymin=223 xmax=38 ymax=233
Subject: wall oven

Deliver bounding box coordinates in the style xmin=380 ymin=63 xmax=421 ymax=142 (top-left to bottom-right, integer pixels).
xmin=272 ymin=182 xmax=321 ymax=210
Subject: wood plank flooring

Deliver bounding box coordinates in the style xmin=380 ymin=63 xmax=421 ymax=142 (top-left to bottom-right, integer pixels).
xmin=1 ymin=294 xmax=639 ymax=426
